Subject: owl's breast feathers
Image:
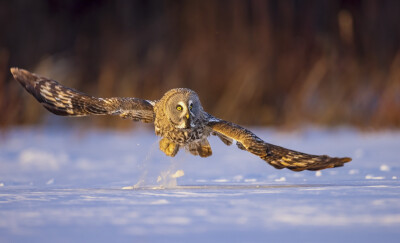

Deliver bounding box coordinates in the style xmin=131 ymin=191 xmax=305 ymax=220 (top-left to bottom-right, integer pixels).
xmin=155 ymin=118 xmax=209 ymax=145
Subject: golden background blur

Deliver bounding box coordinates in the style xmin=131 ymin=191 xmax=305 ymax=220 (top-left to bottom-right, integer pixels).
xmin=0 ymin=0 xmax=399 ymax=128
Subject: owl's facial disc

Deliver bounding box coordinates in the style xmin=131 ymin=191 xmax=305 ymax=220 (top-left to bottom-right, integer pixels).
xmin=165 ymin=90 xmax=202 ymax=129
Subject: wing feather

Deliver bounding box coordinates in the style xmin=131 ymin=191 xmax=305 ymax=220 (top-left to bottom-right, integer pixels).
xmin=11 ymin=68 xmax=155 ymax=123
xmin=206 ymin=114 xmax=351 ymax=171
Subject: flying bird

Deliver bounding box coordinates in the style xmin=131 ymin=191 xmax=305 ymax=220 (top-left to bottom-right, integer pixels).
xmin=11 ymin=68 xmax=351 ymax=171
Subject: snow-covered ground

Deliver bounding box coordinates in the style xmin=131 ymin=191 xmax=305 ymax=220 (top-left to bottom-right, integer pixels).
xmin=0 ymin=126 xmax=399 ymax=243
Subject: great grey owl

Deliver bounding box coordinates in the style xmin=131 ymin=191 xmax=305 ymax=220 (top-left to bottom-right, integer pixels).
xmin=11 ymin=68 xmax=351 ymax=171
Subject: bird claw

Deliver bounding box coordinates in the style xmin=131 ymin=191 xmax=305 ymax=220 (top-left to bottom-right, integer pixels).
xmin=159 ymin=138 xmax=179 ymax=157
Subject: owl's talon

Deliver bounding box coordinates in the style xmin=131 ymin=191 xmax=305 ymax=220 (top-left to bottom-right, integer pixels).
xmin=159 ymin=138 xmax=179 ymax=157
xmin=167 ymin=143 xmax=179 ymax=157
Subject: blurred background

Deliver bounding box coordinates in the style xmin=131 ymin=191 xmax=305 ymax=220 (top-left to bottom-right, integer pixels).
xmin=0 ymin=0 xmax=399 ymax=129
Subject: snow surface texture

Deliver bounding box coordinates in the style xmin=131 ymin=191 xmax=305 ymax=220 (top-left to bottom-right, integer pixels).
xmin=0 ymin=126 xmax=399 ymax=243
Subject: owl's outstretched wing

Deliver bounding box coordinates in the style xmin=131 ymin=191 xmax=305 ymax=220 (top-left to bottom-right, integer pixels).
xmin=11 ymin=68 xmax=155 ymax=123
xmin=206 ymin=114 xmax=351 ymax=171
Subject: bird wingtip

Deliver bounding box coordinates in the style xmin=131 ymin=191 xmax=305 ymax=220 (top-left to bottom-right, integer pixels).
xmin=10 ymin=67 xmax=20 ymax=76
xmin=341 ymin=157 xmax=352 ymax=163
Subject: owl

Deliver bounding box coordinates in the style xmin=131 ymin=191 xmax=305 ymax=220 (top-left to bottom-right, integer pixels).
xmin=11 ymin=68 xmax=351 ymax=171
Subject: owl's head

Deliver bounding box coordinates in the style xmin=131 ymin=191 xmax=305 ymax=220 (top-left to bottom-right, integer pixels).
xmin=163 ymin=88 xmax=203 ymax=129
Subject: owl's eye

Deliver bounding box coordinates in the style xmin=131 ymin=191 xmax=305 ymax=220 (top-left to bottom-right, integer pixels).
xmin=189 ymin=104 xmax=193 ymax=110
xmin=176 ymin=105 xmax=183 ymax=111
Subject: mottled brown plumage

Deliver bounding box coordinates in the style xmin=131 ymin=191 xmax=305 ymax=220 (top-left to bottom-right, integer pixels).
xmin=11 ymin=68 xmax=154 ymax=122
xmin=11 ymin=67 xmax=351 ymax=171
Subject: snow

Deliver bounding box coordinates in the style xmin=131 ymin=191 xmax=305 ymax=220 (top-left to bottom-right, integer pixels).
xmin=380 ymin=164 xmax=391 ymax=172
xmin=0 ymin=126 xmax=399 ymax=243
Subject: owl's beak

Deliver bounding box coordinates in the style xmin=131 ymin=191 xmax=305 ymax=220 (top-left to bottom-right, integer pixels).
xmin=184 ymin=113 xmax=191 ymax=129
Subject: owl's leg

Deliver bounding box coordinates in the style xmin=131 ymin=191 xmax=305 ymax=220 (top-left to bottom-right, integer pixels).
xmin=186 ymin=139 xmax=212 ymax=158
xmin=159 ymin=138 xmax=179 ymax=157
